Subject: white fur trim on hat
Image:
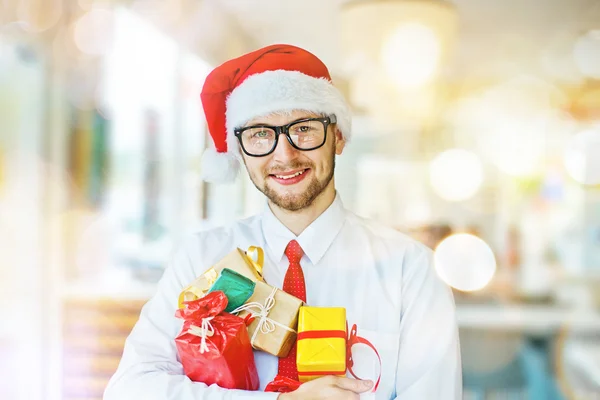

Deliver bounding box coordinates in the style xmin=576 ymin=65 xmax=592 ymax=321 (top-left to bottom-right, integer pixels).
xmin=225 ymin=70 xmax=352 ymax=156
xmin=200 ymin=147 xmax=240 ymax=183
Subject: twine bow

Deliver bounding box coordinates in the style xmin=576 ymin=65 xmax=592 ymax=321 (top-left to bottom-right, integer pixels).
xmin=187 ymin=316 xmax=215 ymax=354
xmin=231 ymin=287 xmax=295 ymax=345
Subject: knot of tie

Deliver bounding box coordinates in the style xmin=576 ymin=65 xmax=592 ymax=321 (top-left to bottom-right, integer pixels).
xmin=284 ymin=240 xmax=303 ymax=264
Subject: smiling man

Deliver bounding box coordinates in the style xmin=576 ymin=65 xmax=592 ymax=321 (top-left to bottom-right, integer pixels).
xmin=105 ymin=44 xmax=462 ymax=400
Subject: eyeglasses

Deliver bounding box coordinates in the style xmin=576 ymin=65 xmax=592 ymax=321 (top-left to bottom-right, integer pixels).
xmin=234 ymin=115 xmax=336 ymax=157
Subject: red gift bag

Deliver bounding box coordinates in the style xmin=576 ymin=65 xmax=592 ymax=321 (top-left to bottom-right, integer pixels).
xmin=175 ymin=291 xmax=259 ymax=390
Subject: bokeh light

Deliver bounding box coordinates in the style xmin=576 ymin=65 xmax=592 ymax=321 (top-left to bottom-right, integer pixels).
xmin=564 ymin=127 xmax=600 ymax=186
xmin=447 ymin=77 xmax=567 ymax=177
xmin=130 ymin=0 xmax=184 ymax=26
xmin=429 ymin=149 xmax=483 ymax=201
xmin=73 ymin=8 xmax=115 ymax=56
xmin=381 ymin=22 xmax=441 ymax=87
xmin=540 ymin=33 xmax=585 ymax=85
xmin=573 ymin=30 xmax=600 ymax=79
xmin=16 ymin=0 xmax=62 ymax=33
xmin=484 ymin=115 xmax=546 ymax=177
xmin=434 ymin=233 xmax=496 ymax=292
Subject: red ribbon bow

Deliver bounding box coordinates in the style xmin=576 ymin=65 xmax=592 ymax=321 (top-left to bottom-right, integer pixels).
xmin=264 ymin=375 xmax=302 ymax=393
xmin=346 ymin=323 xmax=382 ymax=392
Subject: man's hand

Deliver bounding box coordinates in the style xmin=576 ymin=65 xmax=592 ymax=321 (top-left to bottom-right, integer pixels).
xmin=279 ymin=376 xmax=373 ymax=400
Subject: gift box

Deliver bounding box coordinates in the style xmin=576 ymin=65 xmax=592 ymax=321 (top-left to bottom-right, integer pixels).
xmin=178 ymin=246 xmax=264 ymax=308
xmin=208 ymin=268 xmax=256 ymax=313
xmin=233 ymin=280 xmax=303 ymax=357
xmin=174 ymin=291 xmax=259 ymax=390
xmin=296 ymin=306 xmax=347 ymax=382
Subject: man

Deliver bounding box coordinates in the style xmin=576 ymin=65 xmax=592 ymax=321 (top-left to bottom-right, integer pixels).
xmin=104 ymin=44 xmax=462 ymax=400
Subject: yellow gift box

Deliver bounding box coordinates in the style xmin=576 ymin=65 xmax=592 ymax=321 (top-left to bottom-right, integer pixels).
xmin=178 ymin=246 xmax=264 ymax=309
xmin=296 ymin=306 xmax=347 ymax=382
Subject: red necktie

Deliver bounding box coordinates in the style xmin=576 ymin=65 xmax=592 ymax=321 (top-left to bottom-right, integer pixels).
xmin=277 ymin=240 xmax=306 ymax=380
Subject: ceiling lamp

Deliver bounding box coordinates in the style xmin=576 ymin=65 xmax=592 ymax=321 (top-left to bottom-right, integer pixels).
xmin=340 ymin=0 xmax=458 ymax=88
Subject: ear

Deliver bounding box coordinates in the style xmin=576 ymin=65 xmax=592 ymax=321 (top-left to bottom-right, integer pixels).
xmin=334 ymin=127 xmax=346 ymax=155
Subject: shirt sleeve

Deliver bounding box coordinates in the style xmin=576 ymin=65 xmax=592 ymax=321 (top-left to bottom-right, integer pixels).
xmin=103 ymin=239 xmax=279 ymax=400
xmin=393 ymin=244 xmax=462 ymax=399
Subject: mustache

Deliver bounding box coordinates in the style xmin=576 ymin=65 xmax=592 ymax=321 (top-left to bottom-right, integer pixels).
xmin=265 ymin=161 xmax=313 ymax=175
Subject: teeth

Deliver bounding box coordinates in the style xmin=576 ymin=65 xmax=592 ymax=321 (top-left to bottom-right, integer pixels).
xmin=275 ymin=170 xmax=305 ymax=179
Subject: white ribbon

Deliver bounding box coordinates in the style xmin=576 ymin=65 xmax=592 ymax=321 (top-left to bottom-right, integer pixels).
xmin=231 ymin=287 xmax=296 ymax=346
xmin=187 ymin=316 xmax=215 ymax=354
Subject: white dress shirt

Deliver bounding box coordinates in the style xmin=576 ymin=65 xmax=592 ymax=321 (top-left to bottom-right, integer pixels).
xmin=104 ymin=194 xmax=462 ymax=400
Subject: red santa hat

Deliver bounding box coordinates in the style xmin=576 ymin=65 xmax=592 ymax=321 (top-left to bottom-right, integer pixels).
xmin=200 ymin=44 xmax=352 ymax=183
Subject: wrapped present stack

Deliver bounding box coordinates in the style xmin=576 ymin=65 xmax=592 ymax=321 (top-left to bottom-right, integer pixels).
xmin=175 ymin=245 xmax=380 ymax=393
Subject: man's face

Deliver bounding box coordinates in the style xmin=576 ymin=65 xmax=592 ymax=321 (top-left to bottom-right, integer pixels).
xmin=240 ymin=110 xmax=346 ymax=212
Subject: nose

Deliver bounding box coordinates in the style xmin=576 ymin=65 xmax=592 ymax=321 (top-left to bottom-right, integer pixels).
xmin=271 ymin=133 xmax=299 ymax=163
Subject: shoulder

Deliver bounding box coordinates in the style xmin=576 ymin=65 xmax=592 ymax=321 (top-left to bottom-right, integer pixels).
xmin=175 ymin=214 xmax=263 ymax=274
xmin=344 ymin=210 xmax=432 ymax=259
xmin=187 ymin=214 xmax=261 ymax=243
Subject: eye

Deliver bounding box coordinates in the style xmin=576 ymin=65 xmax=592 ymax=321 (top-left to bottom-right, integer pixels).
xmin=292 ymin=123 xmax=317 ymax=134
xmin=251 ymin=130 xmax=273 ymax=139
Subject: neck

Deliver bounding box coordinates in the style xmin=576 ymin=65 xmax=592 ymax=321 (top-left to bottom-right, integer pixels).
xmin=268 ymin=182 xmax=336 ymax=236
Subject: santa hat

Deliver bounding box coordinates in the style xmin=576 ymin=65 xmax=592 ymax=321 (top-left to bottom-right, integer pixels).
xmin=200 ymin=44 xmax=352 ymax=183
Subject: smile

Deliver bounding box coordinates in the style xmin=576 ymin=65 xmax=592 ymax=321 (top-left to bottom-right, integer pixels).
xmin=269 ymin=168 xmax=310 ymax=185
xmin=273 ymin=169 xmax=307 ymax=180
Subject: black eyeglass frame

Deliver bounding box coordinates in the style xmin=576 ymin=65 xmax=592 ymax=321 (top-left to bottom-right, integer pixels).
xmin=233 ymin=114 xmax=337 ymax=157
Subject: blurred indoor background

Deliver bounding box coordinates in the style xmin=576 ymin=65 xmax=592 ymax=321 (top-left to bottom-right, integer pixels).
xmin=1 ymin=0 xmax=600 ymax=399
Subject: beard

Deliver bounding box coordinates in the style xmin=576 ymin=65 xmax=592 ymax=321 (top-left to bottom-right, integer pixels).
xmin=247 ymin=145 xmax=336 ymax=212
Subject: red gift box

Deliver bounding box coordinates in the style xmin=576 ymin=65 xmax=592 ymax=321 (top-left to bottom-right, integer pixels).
xmin=175 ymin=291 xmax=259 ymax=390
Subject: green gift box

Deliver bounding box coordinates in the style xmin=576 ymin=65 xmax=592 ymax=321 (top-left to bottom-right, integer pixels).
xmin=208 ymin=268 xmax=256 ymax=313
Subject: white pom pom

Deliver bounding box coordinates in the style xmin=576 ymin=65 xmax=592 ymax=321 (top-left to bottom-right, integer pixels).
xmin=200 ymin=148 xmax=240 ymax=183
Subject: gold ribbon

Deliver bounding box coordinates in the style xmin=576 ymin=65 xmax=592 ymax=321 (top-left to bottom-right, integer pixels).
xmin=177 ymin=246 xmax=265 ymax=309
xmin=245 ymin=246 xmax=264 ymax=279
xmin=178 ymin=267 xmax=219 ymax=309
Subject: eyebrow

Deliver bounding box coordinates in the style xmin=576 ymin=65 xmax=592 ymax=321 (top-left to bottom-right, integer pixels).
xmin=245 ymin=115 xmax=321 ymax=127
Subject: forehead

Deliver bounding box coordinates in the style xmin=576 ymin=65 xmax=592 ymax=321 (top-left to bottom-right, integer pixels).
xmin=244 ymin=110 xmax=322 ymax=126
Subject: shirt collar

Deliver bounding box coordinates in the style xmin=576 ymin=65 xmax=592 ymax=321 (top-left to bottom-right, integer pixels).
xmin=260 ymin=193 xmax=346 ymax=265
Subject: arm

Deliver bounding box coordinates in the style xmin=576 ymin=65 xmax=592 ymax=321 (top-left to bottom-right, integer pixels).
xmin=103 ymin=240 xmax=278 ymax=400
xmin=393 ymin=244 xmax=462 ymax=399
